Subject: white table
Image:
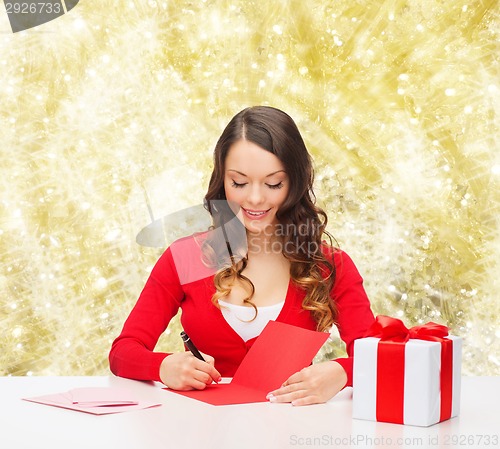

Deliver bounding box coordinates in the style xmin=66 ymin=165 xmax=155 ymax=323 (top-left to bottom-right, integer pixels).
xmin=1 ymin=376 xmax=498 ymax=449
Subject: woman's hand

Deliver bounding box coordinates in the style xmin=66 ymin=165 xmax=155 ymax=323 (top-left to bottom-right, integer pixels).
xmin=159 ymin=352 xmax=221 ymax=390
xmin=266 ymin=361 xmax=348 ymax=406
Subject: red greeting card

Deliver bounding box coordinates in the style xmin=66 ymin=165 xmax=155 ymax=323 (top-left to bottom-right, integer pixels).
xmin=171 ymin=321 xmax=329 ymax=405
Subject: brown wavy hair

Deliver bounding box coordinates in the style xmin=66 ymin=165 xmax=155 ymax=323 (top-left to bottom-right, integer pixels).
xmin=203 ymin=106 xmax=337 ymax=332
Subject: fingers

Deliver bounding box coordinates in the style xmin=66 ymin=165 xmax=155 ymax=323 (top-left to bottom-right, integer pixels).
xmin=266 ymin=369 xmax=308 ymax=405
xmin=178 ymin=358 xmax=220 ymax=389
xmin=266 ymin=378 xmax=311 ymax=406
xmin=196 ymin=352 xmax=221 ymax=384
xmin=159 ymin=352 xmax=221 ymax=390
xmin=267 ymin=390 xmax=318 ymax=406
xmin=280 ymin=369 xmax=303 ymax=388
xmin=193 ymin=357 xmax=222 ymax=386
xmin=266 ymin=362 xmax=347 ymax=406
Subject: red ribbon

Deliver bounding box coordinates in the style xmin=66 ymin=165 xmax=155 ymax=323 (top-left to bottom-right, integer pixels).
xmin=364 ymin=315 xmax=453 ymax=424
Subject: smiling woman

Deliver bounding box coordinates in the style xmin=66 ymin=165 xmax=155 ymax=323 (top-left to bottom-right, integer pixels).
xmin=224 ymin=139 xmax=289 ymax=234
xmin=109 ymin=106 xmax=375 ymax=405
xmin=204 ymin=106 xmax=339 ymax=326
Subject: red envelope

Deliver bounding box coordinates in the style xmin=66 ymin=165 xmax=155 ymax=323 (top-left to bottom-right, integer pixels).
xmin=172 ymin=320 xmax=329 ymax=405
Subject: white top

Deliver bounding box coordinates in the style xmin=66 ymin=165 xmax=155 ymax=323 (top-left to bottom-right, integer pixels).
xmin=219 ymin=299 xmax=285 ymax=341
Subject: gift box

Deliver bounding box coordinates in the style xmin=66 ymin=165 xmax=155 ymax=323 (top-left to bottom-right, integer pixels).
xmin=353 ymin=315 xmax=462 ymax=427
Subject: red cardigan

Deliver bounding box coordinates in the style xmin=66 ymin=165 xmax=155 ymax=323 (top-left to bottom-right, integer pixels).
xmin=109 ymin=236 xmax=375 ymax=387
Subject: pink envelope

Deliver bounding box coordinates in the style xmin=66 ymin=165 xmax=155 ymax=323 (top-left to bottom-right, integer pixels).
xmin=23 ymin=387 xmax=161 ymax=415
xmin=172 ymin=321 xmax=330 ymax=405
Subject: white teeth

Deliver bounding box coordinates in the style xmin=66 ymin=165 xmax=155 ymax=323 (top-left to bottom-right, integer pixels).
xmin=246 ymin=210 xmax=266 ymax=216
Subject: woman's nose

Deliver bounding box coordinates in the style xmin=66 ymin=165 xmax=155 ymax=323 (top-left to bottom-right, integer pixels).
xmin=247 ymin=185 xmax=264 ymax=206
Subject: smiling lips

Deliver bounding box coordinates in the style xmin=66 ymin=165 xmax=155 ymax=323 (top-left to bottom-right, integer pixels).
xmin=242 ymin=207 xmax=271 ymax=219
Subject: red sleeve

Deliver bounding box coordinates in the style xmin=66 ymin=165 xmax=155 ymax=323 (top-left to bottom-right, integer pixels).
xmin=329 ymin=250 xmax=375 ymax=387
xmin=109 ymin=247 xmax=183 ymax=382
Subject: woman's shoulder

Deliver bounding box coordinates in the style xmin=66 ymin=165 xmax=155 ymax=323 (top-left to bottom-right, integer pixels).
xmin=167 ymin=230 xmax=210 ymax=251
xmin=320 ymin=240 xmax=342 ymax=260
xmin=320 ymin=241 xmax=358 ymax=270
xmin=159 ymin=231 xmax=216 ymax=285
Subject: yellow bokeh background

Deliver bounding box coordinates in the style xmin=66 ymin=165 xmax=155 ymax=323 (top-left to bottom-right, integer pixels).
xmin=1 ymin=0 xmax=499 ymax=377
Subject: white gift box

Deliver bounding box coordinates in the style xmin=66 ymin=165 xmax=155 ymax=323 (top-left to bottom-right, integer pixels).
xmin=353 ymin=335 xmax=462 ymax=427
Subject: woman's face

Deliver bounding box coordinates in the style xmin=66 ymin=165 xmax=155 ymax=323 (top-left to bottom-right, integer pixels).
xmin=224 ymin=139 xmax=289 ymax=235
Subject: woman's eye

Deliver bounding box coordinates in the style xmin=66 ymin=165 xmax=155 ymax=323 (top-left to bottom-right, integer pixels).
xmin=266 ymin=182 xmax=284 ymax=190
xmin=231 ymin=180 xmax=247 ymax=188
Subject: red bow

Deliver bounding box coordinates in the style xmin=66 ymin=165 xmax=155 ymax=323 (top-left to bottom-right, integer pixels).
xmin=365 ymin=315 xmax=449 ymax=342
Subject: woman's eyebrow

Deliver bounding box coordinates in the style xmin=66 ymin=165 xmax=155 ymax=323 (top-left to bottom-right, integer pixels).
xmin=226 ymin=169 xmax=286 ymax=177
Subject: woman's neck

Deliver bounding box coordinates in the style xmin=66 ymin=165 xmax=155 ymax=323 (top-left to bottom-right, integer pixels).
xmin=246 ymin=230 xmax=284 ymax=257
